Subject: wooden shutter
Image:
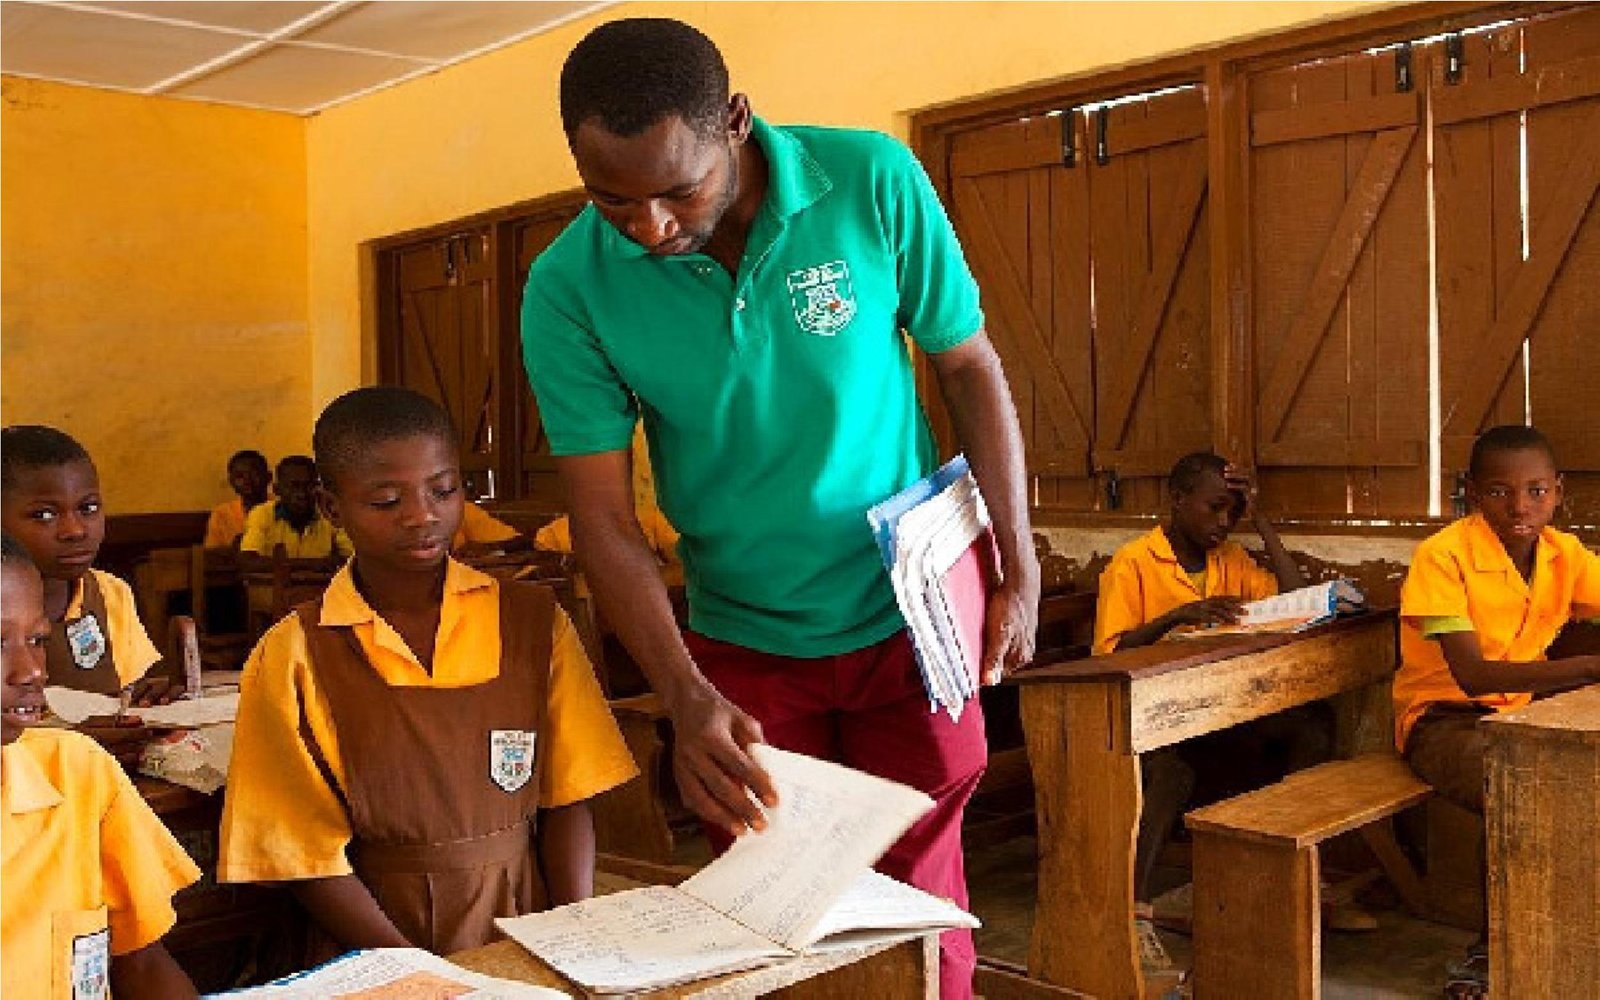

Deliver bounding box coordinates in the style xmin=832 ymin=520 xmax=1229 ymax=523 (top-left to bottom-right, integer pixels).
xmin=1248 ymin=46 xmax=1430 ymax=516
xmin=508 ymin=202 xmax=585 ymax=503
xmin=1434 ymin=7 xmax=1600 ymax=516
xmin=382 ymin=227 xmax=501 ymax=499
xmin=948 ymin=113 xmax=1096 ymax=509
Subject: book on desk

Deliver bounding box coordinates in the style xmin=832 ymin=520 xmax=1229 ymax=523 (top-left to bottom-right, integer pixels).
xmin=1173 ymin=579 xmax=1366 ymax=638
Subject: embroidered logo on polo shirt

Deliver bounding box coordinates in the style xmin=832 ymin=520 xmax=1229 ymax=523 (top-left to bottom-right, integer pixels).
xmin=489 ymin=729 xmax=536 ymax=793
xmin=786 ymin=260 xmax=857 ymax=336
xmin=65 ymin=614 xmax=106 ymax=670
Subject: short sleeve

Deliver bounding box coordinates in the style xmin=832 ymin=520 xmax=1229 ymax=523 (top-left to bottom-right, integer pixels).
xmin=1093 ymin=555 xmax=1146 ymax=655
xmin=1419 ymin=615 xmax=1476 ymax=638
xmin=98 ymin=756 xmax=201 ymax=954
xmin=521 ymin=274 xmax=639 ymax=457
xmin=534 ymin=516 xmax=573 ymax=554
xmin=884 ymin=142 xmax=985 ymax=354
xmin=97 ymin=573 xmax=161 ymax=686
xmin=463 ymin=505 xmax=520 ymax=545
xmin=239 ymin=506 xmax=271 ymax=555
xmin=218 ymin=621 xmax=356 ymax=883
xmin=1400 ymin=538 xmax=1471 ymax=622
xmin=1239 ymin=556 xmax=1280 ymax=602
xmin=1568 ymin=540 xmax=1600 ymax=620
xmin=539 ymin=609 xmax=638 ymax=809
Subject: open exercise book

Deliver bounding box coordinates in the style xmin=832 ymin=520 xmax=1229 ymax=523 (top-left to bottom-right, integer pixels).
xmin=496 ymin=746 xmax=979 ymax=994
xmin=867 ymin=454 xmax=997 ymax=721
xmin=1178 ymin=579 xmax=1367 ymax=637
xmin=205 ymin=947 xmax=564 ymax=998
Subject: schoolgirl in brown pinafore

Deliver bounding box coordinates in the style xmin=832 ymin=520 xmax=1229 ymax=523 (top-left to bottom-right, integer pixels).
xmin=294 ymin=580 xmax=556 ymax=954
xmin=46 ymin=572 xmax=124 ymax=695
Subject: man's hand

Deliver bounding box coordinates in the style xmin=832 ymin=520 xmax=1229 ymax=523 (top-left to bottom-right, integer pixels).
xmin=667 ymin=686 xmax=778 ymax=838
xmin=982 ymin=579 xmax=1038 ymax=685
xmin=1161 ymin=596 xmax=1247 ymax=630
xmin=128 ymin=675 xmax=184 ymax=707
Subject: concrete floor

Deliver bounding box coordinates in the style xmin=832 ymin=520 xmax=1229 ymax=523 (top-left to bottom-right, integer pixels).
xmin=964 ymin=834 xmax=1476 ymax=999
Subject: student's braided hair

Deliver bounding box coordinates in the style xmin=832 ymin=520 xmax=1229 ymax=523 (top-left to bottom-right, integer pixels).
xmin=312 ymin=387 xmax=457 ymax=490
xmin=0 ymin=425 xmax=93 ymax=490
xmin=1468 ymin=425 xmax=1556 ymax=480
xmin=559 ymin=18 xmax=730 ymax=141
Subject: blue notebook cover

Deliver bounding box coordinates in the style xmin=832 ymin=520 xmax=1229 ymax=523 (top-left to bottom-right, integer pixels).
xmin=866 ymin=454 xmax=972 ymax=569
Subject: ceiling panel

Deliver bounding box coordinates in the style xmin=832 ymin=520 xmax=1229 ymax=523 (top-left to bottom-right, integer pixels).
xmin=298 ymin=1 xmax=592 ymax=61
xmin=168 ymin=40 xmax=425 ymax=112
xmin=71 ymin=2 xmax=332 ymax=34
xmin=0 ymin=2 xmax=246 ymax=89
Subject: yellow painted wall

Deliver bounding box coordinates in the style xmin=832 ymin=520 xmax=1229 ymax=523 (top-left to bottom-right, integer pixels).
xmin=306 ymin=0 xmax=1400 ymax=411
xmin=1 ymin=76 xmax=309 ymax=513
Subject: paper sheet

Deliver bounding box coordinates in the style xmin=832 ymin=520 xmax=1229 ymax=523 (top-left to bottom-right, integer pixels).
xmin=679 ymin=745 xmax=935 ymax=950
xmin=45 ymin=688 xmax=239 ymax=727
xmin=204 ymin=947 xmax=565 ymax=998
xmin=805 ymin=869 xmax=980 ymax=945
xmin=495 ymin=886 xmax=788 ymax=994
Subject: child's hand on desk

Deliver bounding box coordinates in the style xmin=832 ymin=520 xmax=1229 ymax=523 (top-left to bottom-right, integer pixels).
xmin=128 ymin=675 xmax=184 ymax=707
xmin=1163 ymin=596 xmax=1247 ymax=629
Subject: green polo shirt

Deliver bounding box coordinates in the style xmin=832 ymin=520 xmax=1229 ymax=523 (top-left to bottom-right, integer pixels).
xmin=521 ymin=118 xmax=983 ymax=657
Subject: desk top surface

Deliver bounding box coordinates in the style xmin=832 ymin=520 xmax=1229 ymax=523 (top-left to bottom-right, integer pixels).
xmin=1013 ymin=608 xmax=1397 ymax=686
xmin=1484 ymin=683 xmax=1600 ymax=741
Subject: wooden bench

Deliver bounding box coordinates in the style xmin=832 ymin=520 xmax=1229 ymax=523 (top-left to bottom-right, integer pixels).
xmin=1185 ymin=753 xmax=1432 ymax=999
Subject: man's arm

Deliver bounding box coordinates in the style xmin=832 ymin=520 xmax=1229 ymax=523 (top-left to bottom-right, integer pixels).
xmin=927 ymin=331 xmax=1040 ymax=682
xmin=555 ymin=450 xmax=776 ymax=837
xmin=1436 ymin=631 xmax=1600 ymax=697
xmin=286 ymin=875 xmax=412 ymax=950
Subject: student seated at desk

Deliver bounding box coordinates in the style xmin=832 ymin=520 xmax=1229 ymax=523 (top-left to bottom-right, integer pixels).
xmin=0 ymin=425 xmax=179 ymax=705
xmin=1093 ymin=453 xmax=1348 ymax=967
xmin=238 ymin=455 xmax=352 ymax=568
xmin=1395 ymin=425 xmax=1600 ymax=999
xmin=203 ymin=449 xmax=271 ymax=549
xmin=1 ymin=534 xmax=202 ymax=1000
xmin=219 ymin=387 xmax=638 ymax=957
xmin=535 ymin=505 xmax=682 ymax=586
xmin=452 ymin=502 xmax=534 ymax=558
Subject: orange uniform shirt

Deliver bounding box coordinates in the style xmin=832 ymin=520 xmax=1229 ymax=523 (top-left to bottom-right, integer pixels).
xmin=1393 ymin=514 xmax=1600 ymax=749
xmin=218 ymin=559 xmax=638 ymax=884
xmin=451 ymin=502 xmax=523 ymax=551
xmin=203 ymin=497 xmax=249 ymax=548
xmin=2 ymin=729 xmax=200 ymax=999
xmin=1093 ymin=526 xmax=1279 ymax=654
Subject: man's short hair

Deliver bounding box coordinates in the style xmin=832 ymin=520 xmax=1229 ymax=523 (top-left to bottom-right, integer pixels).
xmin=1468 ymin=425 xmax=1556 ymax=479
xmin=312 ymin=387 xmax=456 ymax=489
xmin=559 ymin=18 xmax=730 ymax=141
xmin=0 ymin=425 xmax=93 ymax=489
xmin=1166 ymin=452 xmax=1228 ymax=496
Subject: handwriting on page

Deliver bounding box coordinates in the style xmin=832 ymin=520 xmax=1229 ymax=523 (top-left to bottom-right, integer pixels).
xmin=680 ymin=746 xmax=934 ymax=950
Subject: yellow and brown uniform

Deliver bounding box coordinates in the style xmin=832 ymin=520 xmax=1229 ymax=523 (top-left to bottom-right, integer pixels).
xmin=45 ymin=569 xmax=162 ymax=695
xmin=219 ymin=559 xmax=637 ymax=952
xmin=2 ymin=728 xmax=200 ymax=999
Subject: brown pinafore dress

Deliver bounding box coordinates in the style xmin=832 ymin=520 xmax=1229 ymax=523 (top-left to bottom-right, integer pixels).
xmin=46 ymin=573 xmax=123 ymax=694
xmin=294 ymin=581 xmax=554 ymax=955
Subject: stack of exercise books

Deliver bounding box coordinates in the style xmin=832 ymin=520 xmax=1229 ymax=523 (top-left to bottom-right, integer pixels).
xmin=867 ymin=455 xmax=997 ymax=721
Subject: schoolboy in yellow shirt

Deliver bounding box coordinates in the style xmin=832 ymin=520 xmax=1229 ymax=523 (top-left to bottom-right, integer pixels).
xmin=238 ymin=455 xmax=353 ymax=564
xmin=2 ymin=534 xmax=201 ymax=1000
xmin=452 ymin=502 xmax=530 ymax=556
xmin=1396 ymin=425 xmax=1600 ymax=996
xmin=0 ymin=426 xmax=176 ymax=704
xmin=203 ymin=450 xmax=271 ymax=549
xmin=220 ymin=387 xmax=638 ymax=957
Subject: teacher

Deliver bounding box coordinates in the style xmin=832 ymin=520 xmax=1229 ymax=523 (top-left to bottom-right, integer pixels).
xmin=521 ymin=18 xmax=1038 ymax=997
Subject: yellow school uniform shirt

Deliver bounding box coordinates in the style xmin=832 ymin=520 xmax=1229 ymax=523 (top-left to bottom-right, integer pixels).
xmin=1093 ymin=526 xmax=1279 ymax=654
xmin=2 ymin=728 xmax=201 ymax=999
xmin=203 ymin=496 xmax=249 ymax=548
xmin=218 ymin=558 xmax=639 ymax=883
xmin=68 ymin=569 xmax=162 ymax=687
xmin=239 ymin=503 xmax=353 ymax=560
xmin=1393 ymin=514 xmax=1600 ymax=749
xmin=451 ymin=502 xmax=522 ymax=551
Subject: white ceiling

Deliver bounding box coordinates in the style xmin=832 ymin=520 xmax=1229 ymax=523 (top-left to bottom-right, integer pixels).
xmin=0 ymin=1 xmax=611 ymax=115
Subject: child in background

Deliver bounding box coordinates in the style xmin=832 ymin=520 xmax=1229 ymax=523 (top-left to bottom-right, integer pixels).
xmin=204 ymin=450 xmax=271 ymax=549
xmin=220 ymin=387 xmax=637 ymax=956
xmin=1 ymin=534 xmax=201 ymax=1000
xmin=1395 ymin=425 xmax=1600 ymax=999
xmin=0 ymin=425 xmax=178 ymax=704
xmin=452 ymin=502 xmax=534 ymax=558
xmin=238 ymin=455 xmax=352 ymax=566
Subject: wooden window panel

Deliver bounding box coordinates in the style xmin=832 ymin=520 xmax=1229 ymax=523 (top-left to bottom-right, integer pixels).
xmin=1248 ymin=46 xmax=1430 ymax=517
xmin=509 ymin=206 xmax=584 ymax=503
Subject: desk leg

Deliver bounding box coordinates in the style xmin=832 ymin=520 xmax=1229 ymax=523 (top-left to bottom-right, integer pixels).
xmin=1022 ymin=683 xmax=1142 ymax=999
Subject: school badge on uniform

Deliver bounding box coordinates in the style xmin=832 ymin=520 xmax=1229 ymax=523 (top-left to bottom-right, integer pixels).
xmin=71 ymin=927 xmax=110 ymax=999
xmin=786 ymin=260 xmax=857 ymax=336
xmin=489 ymin=729 xmax=537 ymax=793
xmin=65 ymin=614 xmax=106 ymax=670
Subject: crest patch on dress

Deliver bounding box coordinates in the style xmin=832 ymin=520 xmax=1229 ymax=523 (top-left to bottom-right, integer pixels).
xmin=71 ymin=927 xmax=110 ymax=1000
xmin=489 ymin=729 xmax=536 ymax=793
xmin=786 ymin=260 xmax=857 ymax=336
xmin=65 ymin=615 xmax=107 ymax=670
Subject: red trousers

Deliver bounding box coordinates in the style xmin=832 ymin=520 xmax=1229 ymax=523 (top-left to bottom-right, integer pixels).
xmin=686 ymin=629 xmax=987 ymax=1000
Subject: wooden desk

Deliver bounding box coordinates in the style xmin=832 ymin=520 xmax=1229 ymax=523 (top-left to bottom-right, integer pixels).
xmin=451 ymin=934 xmax=937 ymax=998
xmin=1014 ymin=611 xmax=1398 ymax=999
xmin=1483 ymin=684 xmax=1600 ymax=999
